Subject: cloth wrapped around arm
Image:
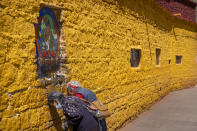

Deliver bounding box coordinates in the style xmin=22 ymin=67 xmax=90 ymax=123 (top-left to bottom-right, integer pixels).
xmin=62 ymin=97 xmax=83 ymax=126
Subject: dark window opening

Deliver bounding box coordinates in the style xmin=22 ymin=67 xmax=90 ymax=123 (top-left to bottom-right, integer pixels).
xmin=156 ymin=48 xmax=161 ymax=66
xmin=130 ymin=49 xmax=141 ymax=67
xmin=169 ymin=60 xmax=171 ymax=64
xmin=176 ymin=56 xmax=182 ymax=64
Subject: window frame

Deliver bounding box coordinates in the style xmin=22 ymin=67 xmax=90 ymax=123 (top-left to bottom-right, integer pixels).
xmin=175 ymin=55 xmax=182 ymax=65
xmin=130 ymin=48 xmax=141 ymax=68
xmin=156 ymin=48 xmax=161 ymax=66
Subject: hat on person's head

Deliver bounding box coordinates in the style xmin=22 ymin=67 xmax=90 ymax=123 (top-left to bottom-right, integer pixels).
xmin=48 ymin=91 xmax=64 ymax=103
xmin=67 ymin=81 xmax=81 ymax=89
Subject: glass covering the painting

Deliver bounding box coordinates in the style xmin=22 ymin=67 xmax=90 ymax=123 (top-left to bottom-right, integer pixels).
xmin=130 ymin=49 xmax=141 ymax=67
xmin=34 ymin=7 xmax=61 ymax=78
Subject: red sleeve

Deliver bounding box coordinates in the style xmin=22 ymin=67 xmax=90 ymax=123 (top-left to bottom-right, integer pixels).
xmin=75 ymin=93 xmax=84 ymax=99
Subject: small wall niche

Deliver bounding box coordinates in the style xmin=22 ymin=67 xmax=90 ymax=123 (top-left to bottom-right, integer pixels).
xmin=34 ymin=5 xmax=63 ymax=78
xmin=176 ymin=56 xmax=182 ymax=64
xmin=130 ymin=48 xmax=141 ymax=68
xmin=156 ymin=48 xmax=161 ymax=66
xmin=169 ymin=59 xmax=171 ymax=64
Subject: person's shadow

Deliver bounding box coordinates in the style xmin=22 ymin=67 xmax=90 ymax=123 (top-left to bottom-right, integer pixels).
xmin=48 ymin=104 xmax=64 ymax=131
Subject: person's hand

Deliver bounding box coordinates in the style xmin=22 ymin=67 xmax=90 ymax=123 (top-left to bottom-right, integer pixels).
xmin=62 ymin=121 xmax=68 ymax=130
xmin=88 ymin=104 xmax=97 ymax=110
xmin=61 ymin=115 xmax=66 ymax=121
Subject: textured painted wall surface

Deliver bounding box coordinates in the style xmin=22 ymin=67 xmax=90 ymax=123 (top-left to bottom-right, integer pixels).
xmin=0 ymin=0 xmax=197 ymax=130
xmin=156 ymin=0 xmax=196 ymax=22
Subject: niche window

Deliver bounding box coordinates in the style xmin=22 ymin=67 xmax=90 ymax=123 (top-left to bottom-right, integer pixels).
xmin=130 ymin=49 xmax=141 ymax=67
xmin=169 ymin=59 xmax=171 ymax=64
xmin=176 ymin=56 xmax=182 ymax=64
xmin=156 ymin=48 xmax=161 ymax=66
xmin=34 ymin=7 xmax=62 ymax=78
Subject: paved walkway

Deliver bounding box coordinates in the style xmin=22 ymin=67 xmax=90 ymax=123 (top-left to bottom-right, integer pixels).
xmin=120 ymin=86 xmax=197 ymax=131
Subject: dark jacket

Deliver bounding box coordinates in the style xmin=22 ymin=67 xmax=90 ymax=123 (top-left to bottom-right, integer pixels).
xmin=61 ymin=96 xmax=98 ymax=131
xmin=76 ymin=87 xmax=97 ymax=102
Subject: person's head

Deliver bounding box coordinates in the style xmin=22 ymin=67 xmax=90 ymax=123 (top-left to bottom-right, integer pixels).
xmin=67 ymin=81 xmax=81 ymax=96
xmin=48 ymin=91 xmax=64 ymax=109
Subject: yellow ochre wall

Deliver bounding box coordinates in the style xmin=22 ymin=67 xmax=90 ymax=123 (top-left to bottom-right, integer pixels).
xmin=0 ymin=0 xmax=197 ymax=130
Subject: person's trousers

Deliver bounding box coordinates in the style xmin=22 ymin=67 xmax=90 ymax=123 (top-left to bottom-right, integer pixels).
xmin=98 ymin=119 xmax=107 ymax=131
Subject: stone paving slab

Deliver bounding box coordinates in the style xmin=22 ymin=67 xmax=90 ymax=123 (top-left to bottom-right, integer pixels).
xmin=120 ymin=86 xmax=197 ymax=131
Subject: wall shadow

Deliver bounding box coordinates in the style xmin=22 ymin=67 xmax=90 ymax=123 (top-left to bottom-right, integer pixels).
xmin=48 ymin=104 xmax=64 ymax=131
xmin=115 ymin=0 xmax=197 ymax=33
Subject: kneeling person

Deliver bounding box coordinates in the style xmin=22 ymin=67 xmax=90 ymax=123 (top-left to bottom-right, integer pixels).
xmin=48 ymin=91 xmax=98 ymax=131
xmin=66 ymin=81 xmax=108 ymax=131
